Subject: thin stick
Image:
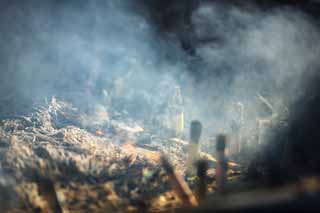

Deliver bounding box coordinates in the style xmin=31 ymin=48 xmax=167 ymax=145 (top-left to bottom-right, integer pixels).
xmin=160 ymin=155 xmax=198 ymax=207
xmin=196 ymin=160 xmax=208 ymax=201
xmin=186 ymin=120 xmax=202 ymax=175
xmin=216 ymin=134 xmax=228 ymax=193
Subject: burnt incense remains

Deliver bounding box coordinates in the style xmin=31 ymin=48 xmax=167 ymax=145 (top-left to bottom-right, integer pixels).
xmin=187 ymin=120 xmax=202 ymax=175
xmin=196 ymin=160 xmax=208 ymax=201
xmin=216 ymin=134 xmax=228 ymax=193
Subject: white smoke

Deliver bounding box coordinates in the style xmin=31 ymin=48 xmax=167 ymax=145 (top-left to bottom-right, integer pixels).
xmin=0 ymin=0 xmax=186 ymax=117
xmin=186 ymin=2 xmax=320 ymax=138
xmin=0 ymin=1 xmax=320 ymax=145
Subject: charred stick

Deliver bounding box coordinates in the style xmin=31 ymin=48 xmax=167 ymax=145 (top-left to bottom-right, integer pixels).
xmin=196 ymin=160 xmax=208 ymax=201
xmin=216 ymin=134 xmax=228 ymax=193
xmin=35 ymin=174 xmax=62 ymax=213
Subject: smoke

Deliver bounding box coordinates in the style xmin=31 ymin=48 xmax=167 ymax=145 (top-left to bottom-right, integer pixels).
xmin=186 ymin=2 xmax=320 ymax=137
xmin=0 ymin=0 xmax=186 ymax=116
xmin=0 ymin=0 xmax=320 ymax=144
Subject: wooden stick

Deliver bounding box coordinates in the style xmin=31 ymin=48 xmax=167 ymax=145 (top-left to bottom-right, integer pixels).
xmin=257 ymin=93 xmax=274 ymax=112
xmin=160 ymin=155 xmax=198 ymax=207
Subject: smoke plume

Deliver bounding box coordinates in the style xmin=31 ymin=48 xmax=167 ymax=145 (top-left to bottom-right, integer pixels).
xmin=0 ymin=0 xmax=319 ymax=144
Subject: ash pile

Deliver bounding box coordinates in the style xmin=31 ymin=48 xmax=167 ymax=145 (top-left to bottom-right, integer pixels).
xmin=0 ymin=97 xmax=242 ymax=212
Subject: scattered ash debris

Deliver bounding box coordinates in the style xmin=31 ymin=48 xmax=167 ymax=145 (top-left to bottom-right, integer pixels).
xmin=0 ymin=97 xmax=242 ymax=212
